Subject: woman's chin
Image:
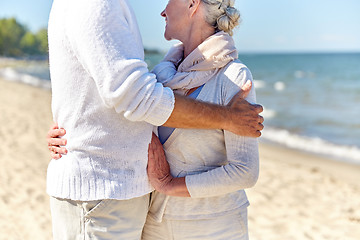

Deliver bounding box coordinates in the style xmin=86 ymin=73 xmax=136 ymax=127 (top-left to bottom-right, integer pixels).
xmin=164 ymin=33 xmax=172 ymax=41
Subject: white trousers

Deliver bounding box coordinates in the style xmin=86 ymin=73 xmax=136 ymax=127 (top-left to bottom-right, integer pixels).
xmin=142 ymin=207 xmax=249 ymax=240
xmin=50 ymin=194 xmax=150 ymax=240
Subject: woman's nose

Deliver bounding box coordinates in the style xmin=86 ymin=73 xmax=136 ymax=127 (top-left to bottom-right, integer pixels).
xmin=161 ymin=10 xmax=166 ymax=17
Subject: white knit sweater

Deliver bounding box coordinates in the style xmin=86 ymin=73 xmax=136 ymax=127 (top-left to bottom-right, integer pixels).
xmin=46 ymin=0 xmax=174 ymax=200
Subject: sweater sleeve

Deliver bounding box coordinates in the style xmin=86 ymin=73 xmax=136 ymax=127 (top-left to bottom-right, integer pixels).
xmin=151 ymin=43 xmax=183 ymax=85
xmin=66 ymin=0 xmax=174 ymax=126
xmin=185 ymin=67 xmax=259 ymax=198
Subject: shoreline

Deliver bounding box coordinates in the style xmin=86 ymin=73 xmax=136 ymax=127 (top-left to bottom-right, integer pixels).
xmin=1 ymin=78 xmax=360 ymax=239
xmin=259 ymin=140 xmax=360 ymax=183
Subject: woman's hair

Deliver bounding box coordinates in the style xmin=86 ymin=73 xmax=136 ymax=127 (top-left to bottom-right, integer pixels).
xmin=201 ymin=0 xmax=241 ymax=36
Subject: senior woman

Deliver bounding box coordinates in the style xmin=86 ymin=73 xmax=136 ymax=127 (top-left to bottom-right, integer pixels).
xmin=47 ymin=0 xmax=259 ymax=239
xmin=143 ymin=0 xmax=259 ymax=239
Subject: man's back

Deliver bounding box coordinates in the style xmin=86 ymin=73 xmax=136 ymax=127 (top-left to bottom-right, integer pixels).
xmin=47 ymin=0 xmax=175 ymax=201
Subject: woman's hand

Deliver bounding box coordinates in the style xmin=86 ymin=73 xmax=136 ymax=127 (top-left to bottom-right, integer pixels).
xmin=147 ymin=133 xmax=173 ymax=193
xmin=147 ymin=133 xmax=190 ymax=197
xmin=46 ymin=123 xmax=67 ymax=160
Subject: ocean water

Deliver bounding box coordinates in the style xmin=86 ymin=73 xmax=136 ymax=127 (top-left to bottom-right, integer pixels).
xmin=239 ymin=53 xmax=360 ymax=163
xmin=1 ymin=53 xmax=359 ymax=164
xmin=0 ymin=60 xmax=51 ymax=89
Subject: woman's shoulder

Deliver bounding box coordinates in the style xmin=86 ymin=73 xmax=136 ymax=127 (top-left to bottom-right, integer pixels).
xmin=209 ymin=59 xmax=255 ymax=104
xmin=198 ymin=60 xmax=255 ymax=105
xmin=215 ymin=59 xmax=253 ymax=90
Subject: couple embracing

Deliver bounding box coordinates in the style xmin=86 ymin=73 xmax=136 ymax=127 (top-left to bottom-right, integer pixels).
xmin=46 ymin=0 xmax=264 ymax=239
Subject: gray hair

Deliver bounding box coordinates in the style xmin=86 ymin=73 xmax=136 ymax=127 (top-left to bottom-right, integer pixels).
xmin=201 ymin=0 xmax=241 ymax=36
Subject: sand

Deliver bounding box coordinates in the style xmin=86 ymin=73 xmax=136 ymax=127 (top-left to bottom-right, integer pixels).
xmin=0 ymin=79 xmax=52 ymax=240
xmin=0 ymin=77 xmax=359 ymax=240
xmin=247 ymin=144 xmax=360 ymax=240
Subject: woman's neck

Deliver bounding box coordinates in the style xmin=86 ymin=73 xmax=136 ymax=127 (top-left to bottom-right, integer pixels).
xmin=182 ymin=25 xmax=215 ymax=58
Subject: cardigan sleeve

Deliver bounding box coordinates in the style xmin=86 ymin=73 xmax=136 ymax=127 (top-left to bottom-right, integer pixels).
xmin=185 ymin=67 xmax=260 ymax=198
xmin=66 ymin=0 xmax=174 ymax=126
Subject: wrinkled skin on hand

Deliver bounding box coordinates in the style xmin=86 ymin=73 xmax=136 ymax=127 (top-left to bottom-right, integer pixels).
xmin=147 ymin=132 xmax=174 ymax=194
xmin=226 ymin=80 xmax=264 ymax=137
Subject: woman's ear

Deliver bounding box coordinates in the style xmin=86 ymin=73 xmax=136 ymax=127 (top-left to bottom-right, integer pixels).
xmin=189 ymin=0 xmax=201 ymax=17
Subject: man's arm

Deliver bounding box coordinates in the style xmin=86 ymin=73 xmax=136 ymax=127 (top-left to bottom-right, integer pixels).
xmin=151 ymin=47 xmax=263 ymax=137
xmin=67 ymin=0 xmax=263 ymax=136
xmin=165 ymin=81 xmax=264 ymax=137
xmin=68 ymin=0 xmax=175 ymax=126
xmin=46 ymin=81 xmax=263 ymax=160
xmin=148 ymin=88 xmax=261 ymax=197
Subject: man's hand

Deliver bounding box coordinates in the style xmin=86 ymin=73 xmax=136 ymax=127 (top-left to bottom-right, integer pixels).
xmin=46 ymin=123 xmax=67 ymax=160
xmin=226 ymin=80 xmax=264 ymax=137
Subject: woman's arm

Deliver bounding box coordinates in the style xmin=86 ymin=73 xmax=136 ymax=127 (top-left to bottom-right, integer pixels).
xmin=185 ymin=67 xmax=259 ymax=197
xmin=147 ymin=131 xmax=259 ymax=198
xmin=185 ymin=131 xmax=259 ymax=198
xmin=147 ymin=66 xmax=260 ymax=198
xmin=46 ymin=123 xmax=67 ymax=159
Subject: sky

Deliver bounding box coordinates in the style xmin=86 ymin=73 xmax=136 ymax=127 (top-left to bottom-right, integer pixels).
xmin=0 ymin=0 xmax=359 ymax=53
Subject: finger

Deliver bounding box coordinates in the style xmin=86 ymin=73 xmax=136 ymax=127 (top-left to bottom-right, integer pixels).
xmin=48 ymin=138 xmax=67 ymax=147
xmin=239 ymin=80 xmax=252 ymax=99
xmin=231 ymin=89 xmax=248 ymax=103
xmin=56 ymin=146 xmax=68 ymax=154
xmin=47 ymin=128 xmax=66 ymax=139
xmin=258 ymin=123 xmax=264 ymax=131
xmin=241 ymin=80 xmax=252 ymax=92
xmin=151 ymin=138 xmax=157 ymax=152
xmin=152 ymin=133 xmax=162 ymax=146
xmin=148 ymin=143 xmax=155 ymax=163
xmin=254 ymin=104 xmax=263 ymax=114
xmin=47 ymin=123 xmax=60 ymax=138
xmin=256 ymin=130 xmax=262 ymax=137
xmin=151 ymin=132 xmax=157 ymax=141
xmin=51 ymin=152 xmax=62 ymax=160
xmin=50 ymin=123 xmax=59 ymax=130
xmin=258 ymin=115 xmax=264 ymax=124
xmin=151 ymin=133 xmax=164 ymax=152
xmin=48 ymin=145 xmax=55 ymax=152
xmin=148 ymin=142 xmax=153 ymax=156
xmin=49 ymin=146 xmax=67 ymax=155
xmin=48 ymin=146 xmax=62 ymax=154
xmin=227 ymin=89 xmax=247 ymax=106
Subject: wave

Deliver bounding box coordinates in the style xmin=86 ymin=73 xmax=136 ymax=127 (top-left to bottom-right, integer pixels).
xmin=262 ymin=107 xmax=276 ymax=119
xmin=294 ymin=70 xmax=316 ymax=79
xmin=261 ymin=127 xmax=360 ymax=164
xmin=254 ymin=80 xmax=286 ymax=92
xmin=254 ymin=80 xmax=265 ymax=89
xmin=274 ymin=81 xmax=285 ymax=91
xmin=0 ymin=67 xmax=51 ymax=89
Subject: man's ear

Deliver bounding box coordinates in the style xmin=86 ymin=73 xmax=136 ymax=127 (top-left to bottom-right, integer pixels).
xmin=189 ymin=0 xmax=201 ymax=17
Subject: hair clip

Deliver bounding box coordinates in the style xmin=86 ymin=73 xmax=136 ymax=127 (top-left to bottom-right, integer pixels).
xmin=218 ymin=1 xmax=223 ymax=9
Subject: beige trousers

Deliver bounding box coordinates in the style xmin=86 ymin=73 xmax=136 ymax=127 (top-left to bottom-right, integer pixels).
xmin=142 ymin=207 xmax=249 ymax=240
xmin=50 ymin=194 xmax=150 ymax=240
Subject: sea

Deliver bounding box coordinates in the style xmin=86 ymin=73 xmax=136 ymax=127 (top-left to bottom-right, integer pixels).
xmin=1 ymin=52 xmax=359 ymax=164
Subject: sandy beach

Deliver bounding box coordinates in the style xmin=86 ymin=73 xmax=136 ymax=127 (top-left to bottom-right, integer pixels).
xmin=1 ymin=78 xmax=360 ymax=240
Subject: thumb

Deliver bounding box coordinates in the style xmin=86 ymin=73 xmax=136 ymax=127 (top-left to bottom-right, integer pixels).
xmin=227 ymin=80 xmax=253 ymax=106
xmin=239 ymin=80 xmax=252 ymax=99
